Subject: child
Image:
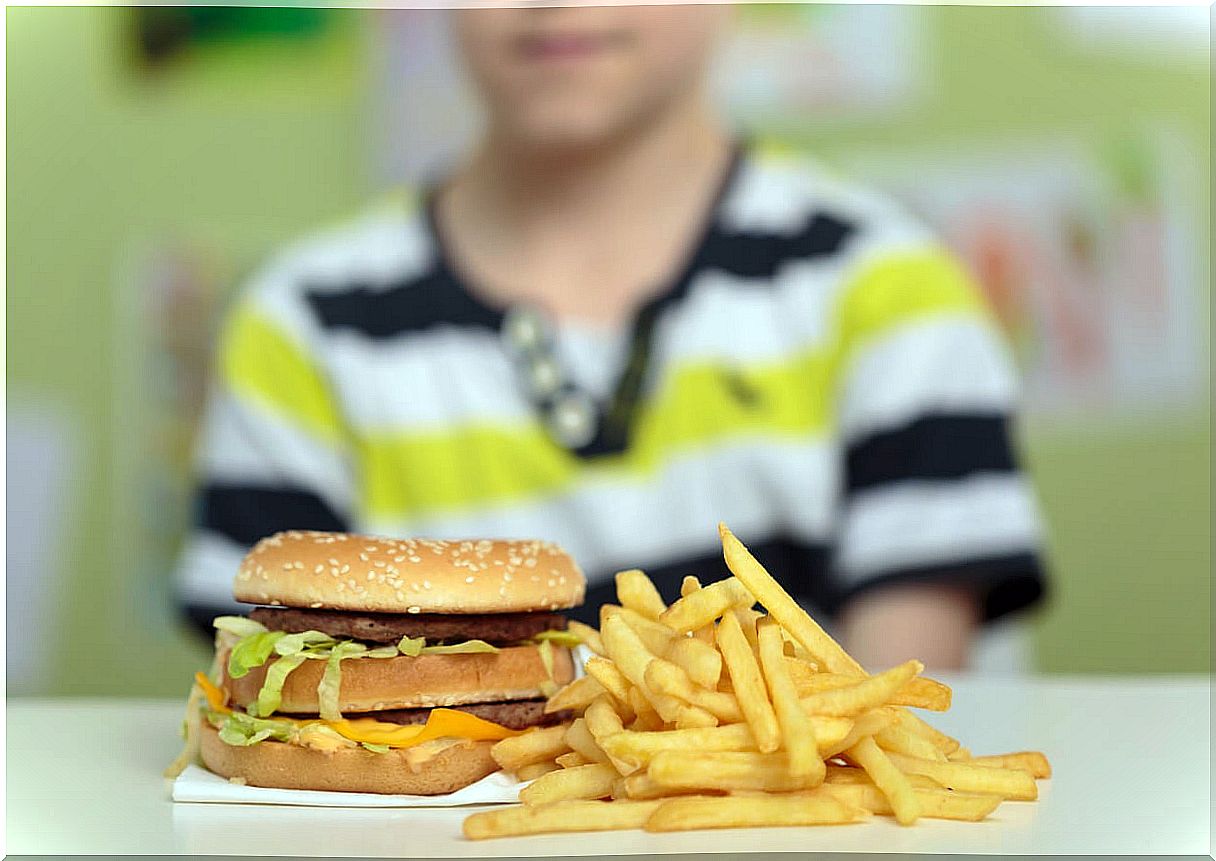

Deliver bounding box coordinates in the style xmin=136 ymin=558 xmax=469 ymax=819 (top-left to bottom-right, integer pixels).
xmin=177 ymin=6 xmax=1045 ymax=670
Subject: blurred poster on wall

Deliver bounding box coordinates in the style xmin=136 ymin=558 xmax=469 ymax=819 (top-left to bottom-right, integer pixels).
xmin=843 ymin=130 xmax=1206 ymax=421
xmin=711 ymin=4 xmax=926 ymax=128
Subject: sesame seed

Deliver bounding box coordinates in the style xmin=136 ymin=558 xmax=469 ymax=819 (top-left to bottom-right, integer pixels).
xmin=314 ymin=564 xmax=324 ymax=574
xmin=407 ymin=606 xmax=422 ymax=614
xmin=367 ymin=571 xmax=375 ymax=581
xmin=310 ymin=602 xmax=323 ymax=608
xmin=465 ymin=576 xmax=475 ymax=584
xmin=423 ymin=580 xmax=432 ymax=590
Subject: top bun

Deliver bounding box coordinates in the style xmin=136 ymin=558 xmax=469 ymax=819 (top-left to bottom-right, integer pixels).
xmin=233 ymin=531 xmax=585 ymax=614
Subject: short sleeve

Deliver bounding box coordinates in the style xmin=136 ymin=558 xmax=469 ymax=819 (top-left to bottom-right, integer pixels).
xmin=827 ymin=247 xmax=1047 ymax=622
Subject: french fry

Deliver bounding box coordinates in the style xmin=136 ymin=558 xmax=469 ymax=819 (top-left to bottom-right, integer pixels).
xmin=847 ymin=736 xmax=920 ymax=826
xmin=969 ymin=751 xmax=1052 ymax=779
xmin=719 ymin=523 xmax=863 ymax=675
xmin=491 ymin=724 xmax=571 ymax=771
xmin=680 ymin=575 xmax=717 ymax=644
xmin=822 ymin=783 xmax=1003 ymax=822
xmin=898 ymin=710 xmax=961 ymax=755
xmin=717 ymin=610 xmax=781 ymax=752
xmin=875 ymin=724 xmax=947 ymax=762
xmin=659 ymin=577 xmax=753 ymax=634
xmin=799 ymin=660 xmax=923 ymax=717
xmin=820 ymin=708 xmax=898 ymax=758
xmin=568 ymin=620 xmax=605 ymax=657
xmin=464 ymin=799 xmax=664 ymax=839
xmin=883 ymin=752 xmax=1039 ymax=801
xmin=615 ymin=569 xmax=668 ymax=621
xmin=584 ymin=657 xmax=633 ymax=713
xmin=555 ymin=751 xmax=590 ymax=769
xmin=605 ymin=605 xmax=679 ymax=656
xmin=665 ymin=636 xmax=722 ymax=689
xmin=601 ymin=614 xmax=685 ymax=724
xmin=733 ymin=606 xmax=763 ymax=651
xmin=518 ymin=762 xmax=618 ymax=806
xmin=584 ymin=695 xmax=626 ymax=740
xmin=786 ymin=661 xmax=952 ymax=712
xmin=619 ymin=772 xmax=723 ymax=800
xmin=516 ymin=760 xmax=560 ymax=781
xmin=600 ymin=719 xmax=851 ymax=772
xmin=545 ymin=674 xmax=607 ymax=715
xmin=565 ymin=718 xmax=610 ymax=764
xmin=626 ymin=687 xmax=664 ymax=732
xmin=648 ymin=750 xmax=821 ymax=793
xmin=645 ymin=657 xmax=742 ymax=723
xmin=644 ymin=793 xmax=862 ymax=832
xmin=757 ymin=617 xmax=824 ymax=781
xmin=824 ymin=765 xmax=940 ymax=790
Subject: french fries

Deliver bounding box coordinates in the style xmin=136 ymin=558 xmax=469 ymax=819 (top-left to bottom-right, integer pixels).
xmin=659 ymin=578 xmax=753 ymax=634
xmin=491 ymin=724 xmax=571 ymax=772
xmin=545 ymin=674 xmax=607 ymax=715
xmin=615 ymin=569 xmax=667 ymax=621
xmin=473 ymin=521 xmax=1049 ymax=840
xmin=519 ymin=763 xmax=618 ymax=806
xmin=644 ymin=793 xmax=863 ymax=831
xmin=758 ymin=617 xmax=823 ymax=781
xmin=465 ymin=800 xmax=663 ymax=839
xmin=717 ymin=610 xmax=781 ymax=753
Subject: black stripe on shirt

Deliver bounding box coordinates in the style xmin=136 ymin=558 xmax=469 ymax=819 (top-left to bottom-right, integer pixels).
xmin=697 ymin=212 xmax=856 ymax=281
xmin=198 ymin=484 xmax=349 ymax=548
xmin=569 ymin=538 xmax=835 ymax=627
xmin=303 ymin=270 xmax=502 ymax=339
xmin=300 ymin=213 xmax=856 ymax=341
xmin=845 ymin=413 xmax=1017 ymax=494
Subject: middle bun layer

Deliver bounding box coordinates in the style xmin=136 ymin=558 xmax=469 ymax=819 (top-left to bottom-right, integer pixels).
xmin=224 ymin=644 xmax=575 ymax=714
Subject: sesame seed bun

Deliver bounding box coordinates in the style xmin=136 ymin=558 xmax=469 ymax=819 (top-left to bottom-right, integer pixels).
xmin=199 ymin=722 xmax=499 ymax=795
xmin=233 ymin=531 xmax=585 ymax=614
xmin=224 ymin=643 xmax=576 ymax=713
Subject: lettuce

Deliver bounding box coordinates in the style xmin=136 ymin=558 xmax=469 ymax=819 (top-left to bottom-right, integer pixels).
xmin=397 ymin=634 xmax=426 ymax=657
xmin=228 ymin=631 xmax=286 ymax=679
xmin=273 ymin=630 xmax=337 ymax=656
xmin=319 ymin=642 xmax=367 ymax=721
xmin=361 ymin=742 xmax=391 ymax=754
xmin=421 ymin=639 xmax=500 ymax=655
xmin=532 ymin=629 xmax=584 ymax=649
xmin=250 ymin=653 xmax=309 ymax=717
xmin=217 ymin=711 xmax=297 ymax=746
xmin=213 ymin=616 xmax=269 ymax=638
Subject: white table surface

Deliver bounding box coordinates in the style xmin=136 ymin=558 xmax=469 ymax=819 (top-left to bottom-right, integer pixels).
xmin=7 ymin=676 xmax=1210 ymax=856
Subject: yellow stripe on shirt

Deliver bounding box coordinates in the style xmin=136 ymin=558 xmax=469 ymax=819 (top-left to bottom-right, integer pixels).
xmin=221 ymin=305 xmax=346 ymax=445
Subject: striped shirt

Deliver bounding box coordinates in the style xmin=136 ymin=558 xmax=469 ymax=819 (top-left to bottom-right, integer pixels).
xmin=176 ymin=146 xmax=1046 ymax=632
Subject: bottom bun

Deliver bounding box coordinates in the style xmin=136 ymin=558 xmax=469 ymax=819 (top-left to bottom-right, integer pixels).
xmin=199 ymin=722 xmax=499 ymax=795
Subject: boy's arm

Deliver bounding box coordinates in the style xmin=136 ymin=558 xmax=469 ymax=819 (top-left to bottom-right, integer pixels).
xmin=829 ymin=246 xmax=1046 ymax=670
xmin=175 ymin=268 xmax=354 ymax=634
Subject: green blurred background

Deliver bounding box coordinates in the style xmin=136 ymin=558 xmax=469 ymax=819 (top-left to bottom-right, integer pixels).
xmin=7 ymin=6 xmax=1209 ymax=695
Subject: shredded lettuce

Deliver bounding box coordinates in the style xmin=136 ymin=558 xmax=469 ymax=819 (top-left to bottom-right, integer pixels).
xmin=228 ymin=631 xmax=286 ymax=679
xmin=397 ymin=634 xmax=426 ymax=656
xmin=273 ymin=630 xmax=337 ymax=656
xmin=533 ymin=629 xmax=583 ymax=649
xmin=213 ymin=616 xmax=269 ymax=638
xmin=217 ymin=711 xmax=298 ymax=746
xmin=319 ymin=642 xmax=367 ymax=721
xmin=250 ymin=653 xmax=309 ymax=717
xmin=421 ymin=639 xmax=500 ymax=655
xmin=361 ymin=742 xmax=391 ymax=754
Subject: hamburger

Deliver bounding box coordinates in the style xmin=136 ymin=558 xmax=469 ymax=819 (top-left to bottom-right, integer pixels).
xmin=167 ymin=530 xmax=585 ymax=795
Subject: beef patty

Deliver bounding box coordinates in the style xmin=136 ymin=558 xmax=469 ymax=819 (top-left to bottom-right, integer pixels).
xmin=352 ymin=699 xmax=570 ymax=731
xmin=249 ymin=606 xmax=567 ymax=645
